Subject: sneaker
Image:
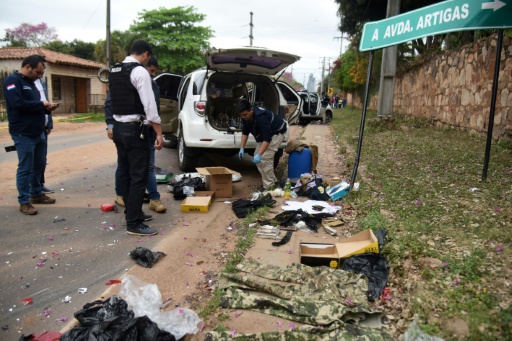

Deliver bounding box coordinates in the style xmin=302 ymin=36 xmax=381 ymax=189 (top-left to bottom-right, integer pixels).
xmin=30 ymin=194 xmax=56 ymax=204
xmin=42 ymin=186 xmax=55 ymax=194
xmin=114 ymin=195 xmax=125 ymax=207
xmin=20 ymin=203 xmax=37 ymax=215
xmin=149 ymin=199 xmax=167 ymax=213
xmin=127 ymin=223 xmax=158 ymax=236
xmin=122 ymin=214 xmax=152 ymax=226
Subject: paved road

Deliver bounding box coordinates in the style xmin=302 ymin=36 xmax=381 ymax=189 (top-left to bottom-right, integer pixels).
xmin=0 ymin=124 xmax=261 ymax=340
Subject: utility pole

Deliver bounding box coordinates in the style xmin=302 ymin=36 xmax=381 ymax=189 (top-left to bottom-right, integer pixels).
xmin=106 ymin=0 xmax=111 ymax=69
xmin=249 ymin=12 xmax=254 ymax=46
xmin=333 ymin=32 xmax=346 ymax=57
xmin=377 ymin=0 xmax=400 ymax=117
xmin=320 ymin=57 xmax=325 ymax=94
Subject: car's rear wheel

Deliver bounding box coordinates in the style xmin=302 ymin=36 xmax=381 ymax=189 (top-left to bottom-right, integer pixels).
xmin=274 ymin=148 xmax=284 ymax=170
xmin=163 ymin=134 xmax=177 ymax=149
xmin=178 ymin=131 xmax=200 ymax=172
xmin=325 ymin=110 xmax=333 ymax=123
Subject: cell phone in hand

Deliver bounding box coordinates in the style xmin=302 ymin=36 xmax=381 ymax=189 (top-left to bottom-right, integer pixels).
xmin=5 ymin=145 xmax=16 ymax=152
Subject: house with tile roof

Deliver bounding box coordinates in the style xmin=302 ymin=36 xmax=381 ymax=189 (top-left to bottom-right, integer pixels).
xmin=0 ymin=47 xmax=106 ymax=114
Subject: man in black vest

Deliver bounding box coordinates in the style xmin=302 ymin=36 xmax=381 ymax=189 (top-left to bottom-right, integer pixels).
xmin=236 ymin=99 xmax=288 ymax=191
xmin=108 ymin=40 xmax=163 ymax=236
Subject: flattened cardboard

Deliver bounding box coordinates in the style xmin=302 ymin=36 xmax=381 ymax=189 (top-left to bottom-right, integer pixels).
xmin=196 ymin=167 xmax=241 ymax=198
xmin=299 ymin=229 xmax=379 ymax=268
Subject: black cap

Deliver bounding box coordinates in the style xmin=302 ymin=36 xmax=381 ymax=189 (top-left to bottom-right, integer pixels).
xmin=236 ymin=99 xmax=252 ymax=114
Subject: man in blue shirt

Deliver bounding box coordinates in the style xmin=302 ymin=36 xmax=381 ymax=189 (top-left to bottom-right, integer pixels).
xmin=236 ymin=99 xmax=288 ymax=190
xmin=3 ymin=55 xmax=59 ymax=215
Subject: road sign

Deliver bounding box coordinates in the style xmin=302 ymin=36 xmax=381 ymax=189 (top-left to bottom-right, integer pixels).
xmin=360 ymin=0 xmax=512 ymax=51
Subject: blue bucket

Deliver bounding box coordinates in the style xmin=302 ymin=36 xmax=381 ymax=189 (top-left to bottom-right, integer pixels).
xmin=288 ymin=148 xmax=312 ymax=179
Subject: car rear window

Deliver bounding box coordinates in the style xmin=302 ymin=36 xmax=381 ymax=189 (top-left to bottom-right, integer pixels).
xmin=211 ymin=56 xmax=282 ymax=69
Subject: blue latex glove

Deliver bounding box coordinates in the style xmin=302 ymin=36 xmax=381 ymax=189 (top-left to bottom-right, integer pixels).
xmin=238 ymin=148 xmax=244 ymax=160
xmin=252 ymin=154 xmax=262 ymax=164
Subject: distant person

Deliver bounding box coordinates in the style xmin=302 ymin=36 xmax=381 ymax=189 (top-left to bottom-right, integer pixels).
xmin=108 ymin=40 xmax=164 ymax=236
xmin=104 ymin=56 xmax=166 ymax=213
xmin=3 ymin=55 xmax=59 ymax=215
xmin=34 ymin=76 xmax=55 ymax=194
xmin=321 ymin=92 xmax=330 ymax=107
xmin=342 ymin=97 xmax=347 ymax=108
xmin=334 ymin=95 xmax=340 ymax=109
xmin=236 ymin=99 xmax=288 ymax=191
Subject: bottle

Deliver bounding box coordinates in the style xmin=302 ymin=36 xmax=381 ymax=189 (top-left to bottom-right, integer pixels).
xmin=283 ymin=178 xmax=292 ymax=198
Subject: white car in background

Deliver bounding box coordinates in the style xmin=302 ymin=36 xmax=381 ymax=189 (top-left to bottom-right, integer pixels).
xmin=154 ymin=47 xmax=303 ymax=172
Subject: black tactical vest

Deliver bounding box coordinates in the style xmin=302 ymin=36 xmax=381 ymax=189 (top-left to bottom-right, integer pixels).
xmin=108 ymin=62 xmax=145 ymax=116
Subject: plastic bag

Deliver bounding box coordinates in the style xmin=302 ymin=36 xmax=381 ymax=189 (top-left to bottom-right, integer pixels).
xmin=129 ymin=247 xmax=166 ymax=268
xmin=60 ymin=296 xmax=175 ymax=341
xmin=119 ymin=275 xmax=202 ymax=340
xmin=404 ymin=318 xmax=445 ymax=341
xmin=170 ymin=176 xmax=206 ymax=200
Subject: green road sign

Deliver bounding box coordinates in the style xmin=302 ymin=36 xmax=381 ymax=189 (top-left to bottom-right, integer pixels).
xmin=360 ymin=0 xmax=512 ymax=51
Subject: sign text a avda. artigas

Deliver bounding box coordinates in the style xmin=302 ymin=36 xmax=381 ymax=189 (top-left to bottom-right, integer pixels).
xmin=372 ymin=3 xmax=470 ymax=41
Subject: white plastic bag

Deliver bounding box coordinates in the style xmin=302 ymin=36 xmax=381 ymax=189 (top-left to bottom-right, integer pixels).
xmin=119 ymin=275 xmax=202 ymax=340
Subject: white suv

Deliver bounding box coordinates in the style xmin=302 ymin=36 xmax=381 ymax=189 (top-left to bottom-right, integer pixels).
xmin=154 ymin=47 xmax=302 ymax=172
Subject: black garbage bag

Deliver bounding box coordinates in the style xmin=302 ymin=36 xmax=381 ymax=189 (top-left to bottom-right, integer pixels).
xmin=231 ymin=193 xmax=276 ymax=218
xmin=60 ymin=296 xmax=176 ymax=341
xmin=129 ymin=247 xmax=166 ymax=268
xmin=341 ymin=229 xmax=389 ymax=301
xmin=170 ymin=176 xmax=206 ymax=200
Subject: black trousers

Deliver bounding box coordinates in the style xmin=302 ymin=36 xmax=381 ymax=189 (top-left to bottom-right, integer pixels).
xmin=113 ymin=121 xmax=149 ymax=228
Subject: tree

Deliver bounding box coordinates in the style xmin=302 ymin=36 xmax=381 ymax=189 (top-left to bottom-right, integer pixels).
xmin=3 ymin=22 xmax=58 ymax=47
xmin=43 ymin=39 xmax=95 ymax=60
xmin=280 ymin=72 xmax=303 ymax=91
xmin=94 ymin=30 xmax=141 ymax=64
xmin=130 ymin=6 xmax=214 ymax=74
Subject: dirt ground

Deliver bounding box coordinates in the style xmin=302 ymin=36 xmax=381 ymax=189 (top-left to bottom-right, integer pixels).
xmin=0 ymin=120 xmax=351 ymax=339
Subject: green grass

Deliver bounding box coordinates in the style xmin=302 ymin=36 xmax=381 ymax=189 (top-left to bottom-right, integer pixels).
xmin=332 ymin=106 xmax=512 ymax=340
xmin=57 ymin=112 xmax=106 ymax=122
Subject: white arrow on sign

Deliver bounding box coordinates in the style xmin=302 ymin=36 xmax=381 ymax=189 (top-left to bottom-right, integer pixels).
xmin=482 ymin=0 xmax=506 ymax=12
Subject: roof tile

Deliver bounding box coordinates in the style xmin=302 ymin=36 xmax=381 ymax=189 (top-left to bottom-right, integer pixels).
xmin=0 ymin=47 xmax=105 ymax=69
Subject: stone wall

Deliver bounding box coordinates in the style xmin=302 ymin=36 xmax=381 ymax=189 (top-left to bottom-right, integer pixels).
xmin=353 ymin=35 xmax=512 ymax=140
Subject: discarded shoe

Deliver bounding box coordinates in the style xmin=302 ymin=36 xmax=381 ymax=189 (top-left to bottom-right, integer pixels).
xmin=149 ymin=199 xmax=167 ymax=213
xmin=114 ymin=195 xmax=125 ymax=207
xmin=30 ymin=194 xmax=56 ymax=204
xmin=20 ymin=203 xmax=37 ymax=215
xmin=42 ymin=186 xmax=55 ymax=194
xmin=127 ymin=223 xmax=158 ymax=236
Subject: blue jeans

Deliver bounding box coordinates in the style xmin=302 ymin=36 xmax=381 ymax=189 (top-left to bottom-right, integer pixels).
xmin=114 ymin=127 xmax=159 ymax=200
xmin=11 ymin=132 xmax=46 ymax=204
xmin=113 ymin=121 xmax=149 ymax=228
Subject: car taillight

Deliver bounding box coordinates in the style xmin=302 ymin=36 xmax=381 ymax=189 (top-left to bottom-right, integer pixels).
xmin=194 ymin=101 xmax=206 ymax=116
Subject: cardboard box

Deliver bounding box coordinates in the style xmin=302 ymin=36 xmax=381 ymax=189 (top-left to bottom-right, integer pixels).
xmin=299 ymin=229 xmax=379 ymax=268
xmin=326 ymin=181 xmax=350 ymax=201
xmin=300 ymin=243 xmax=342 ymax=269
xmin=180 ymin=191 xmax=215 ymax=213
xmin=328 ymin=177 xmax=341 ymax=188
xmin=196 ymin=167 xmax=241 ymax=198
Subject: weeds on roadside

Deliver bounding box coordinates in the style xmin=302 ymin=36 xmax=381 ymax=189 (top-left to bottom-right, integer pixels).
xmin=333 ymin=107 xmax=512 ymax=339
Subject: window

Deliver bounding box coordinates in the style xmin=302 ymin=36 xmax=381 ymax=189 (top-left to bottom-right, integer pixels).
xmin=52 ymin=77 xmax=61 ymax=100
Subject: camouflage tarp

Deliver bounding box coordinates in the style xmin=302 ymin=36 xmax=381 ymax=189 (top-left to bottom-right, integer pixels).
xmin=205 ymin=259 xmax=392 ymax=340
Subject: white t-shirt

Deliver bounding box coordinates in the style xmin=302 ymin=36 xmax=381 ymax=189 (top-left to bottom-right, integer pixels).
xmin=35 ymin=79 xmax=49 ymax=128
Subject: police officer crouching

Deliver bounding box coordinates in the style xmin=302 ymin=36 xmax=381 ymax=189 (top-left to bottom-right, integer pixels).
xmin=237 ymin=99 xmax=288 ymax=191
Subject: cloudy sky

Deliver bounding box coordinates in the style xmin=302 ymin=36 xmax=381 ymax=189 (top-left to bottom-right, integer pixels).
xmin=0 ymin=0 xmax=348 ymax=86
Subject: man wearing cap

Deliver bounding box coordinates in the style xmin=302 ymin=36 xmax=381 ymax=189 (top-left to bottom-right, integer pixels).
xmin=236 ymin=99 xmax=287 ymax=190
